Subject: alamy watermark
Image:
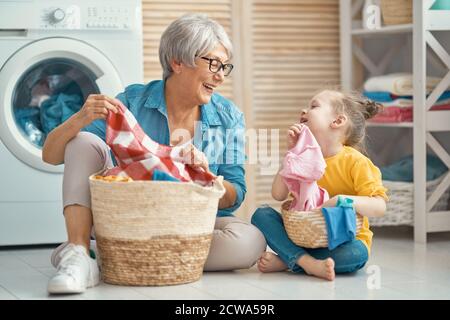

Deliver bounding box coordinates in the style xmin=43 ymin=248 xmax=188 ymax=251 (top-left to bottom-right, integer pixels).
xmin=173 ymin=121 xmax=281 ymax=175
xmin=366 ymin=265 xmax=381 ymax=290
xmin=363 ymin=1 xmax=382 ymax=30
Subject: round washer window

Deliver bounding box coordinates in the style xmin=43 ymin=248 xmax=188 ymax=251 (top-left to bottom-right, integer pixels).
xmin=12 ymin=58 xmax=99 ymax=148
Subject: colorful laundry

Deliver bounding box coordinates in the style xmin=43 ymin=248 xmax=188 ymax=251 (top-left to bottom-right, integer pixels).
xmin=14 ymin=106 xmax=44 ymax=147
xmin=279 ymin=125 xmax=329 ymax=211
xmin=104 ymin=101 xmax=215 ymax=186
xmin=364 ymin=90 xmax=450 ymax=103
xmin=152 ymin=169 xmax=181 ymax=182
xmin=381 ymin=154 xmax=448 ymax=182
xmin=369 ymin=103 xmax=450 ymax=123
xmin=364 ymin=73 xmax=449 ymax=95
xmin=40 ymin=93 xmax=82 ymax=135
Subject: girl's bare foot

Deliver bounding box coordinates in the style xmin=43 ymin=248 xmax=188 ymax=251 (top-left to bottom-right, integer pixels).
xmin=298 ymin=255 xmax=335 ymax=281
xmin=257 ymin=252 xmax=288 ymax=273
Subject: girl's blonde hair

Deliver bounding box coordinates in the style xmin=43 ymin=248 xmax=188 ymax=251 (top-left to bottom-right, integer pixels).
xmin=327 ymin=90 xmax=383 ymax=155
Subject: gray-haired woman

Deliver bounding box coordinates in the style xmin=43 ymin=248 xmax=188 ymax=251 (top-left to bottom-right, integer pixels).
xmin=42 ymin=13 xmax=266 ymax=294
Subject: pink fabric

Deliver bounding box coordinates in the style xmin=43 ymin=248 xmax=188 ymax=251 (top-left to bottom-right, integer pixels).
xmin=370 ymin=106 xmax=413 ymax=123
xmin=103 ymin=101 xmax=215 ymax=186
xmin=279 ymin=125 xmax=329 ymax=211
xmin=370 ymin=103 xmax=450 ymax=123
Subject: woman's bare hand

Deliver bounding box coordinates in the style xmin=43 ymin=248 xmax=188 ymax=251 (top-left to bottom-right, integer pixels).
xmin=180 ymin=144 xmax=210 ymax=173
xmin=75 ymin=94 xmax=119 ymax=127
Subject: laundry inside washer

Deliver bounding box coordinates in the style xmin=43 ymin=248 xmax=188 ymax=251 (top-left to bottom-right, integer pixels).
xmin=13 ymin=58 xmax=98 ymax=147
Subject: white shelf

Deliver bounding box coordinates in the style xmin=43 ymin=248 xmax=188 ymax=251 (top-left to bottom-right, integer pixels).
xmin=426 ymin=11 xmax=450 ymax=30
xmin=367 ymin=122 xmax=413 ymax=128
xmin=340 ymin=0 xmax=450 ymax=243
xmin=351 ymin=24 xmax=413 ymax=36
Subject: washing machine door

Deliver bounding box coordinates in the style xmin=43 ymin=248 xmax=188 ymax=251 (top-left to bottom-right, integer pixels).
xmin=0 ymin=37 xmax=123 ymax=173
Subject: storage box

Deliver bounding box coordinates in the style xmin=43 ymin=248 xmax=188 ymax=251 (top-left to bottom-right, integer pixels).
xmin=370 ymin=174 xmax=450 ymax=226
xmin=380 ymin=0 xmax=412 ymax=25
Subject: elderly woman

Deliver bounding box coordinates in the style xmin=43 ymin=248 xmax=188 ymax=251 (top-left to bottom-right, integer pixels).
xmin=42 ymin=13 xmax=266 ymax=294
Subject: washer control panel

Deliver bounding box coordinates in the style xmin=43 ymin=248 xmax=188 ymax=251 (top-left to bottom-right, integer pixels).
xmin=39 ymin=4 xmax=137 ymax=30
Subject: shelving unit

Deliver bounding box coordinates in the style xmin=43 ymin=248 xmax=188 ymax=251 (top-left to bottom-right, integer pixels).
xmin=351 ymin=23 xmax=413 ymax=36
xmin=367 ymin=122 xmax=413 ymax=128
xmin=340 ymin=0 xmax=450 ymax=243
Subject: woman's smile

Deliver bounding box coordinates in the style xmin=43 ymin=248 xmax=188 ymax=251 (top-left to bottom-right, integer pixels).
xmin=203 ymin=82 xmax=216 ymax=94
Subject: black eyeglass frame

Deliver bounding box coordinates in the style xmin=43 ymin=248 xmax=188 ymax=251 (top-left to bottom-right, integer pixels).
xmin=199 ymin=56 xmax=234 ymax=76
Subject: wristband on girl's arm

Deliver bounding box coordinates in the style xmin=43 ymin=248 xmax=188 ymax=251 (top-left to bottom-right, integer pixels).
xmin=336 ymin=195 xmax=354 ymax=208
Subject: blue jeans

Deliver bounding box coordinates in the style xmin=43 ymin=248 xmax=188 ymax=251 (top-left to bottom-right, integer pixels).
xmin=251 ymin=206 xmax=369 ymax=274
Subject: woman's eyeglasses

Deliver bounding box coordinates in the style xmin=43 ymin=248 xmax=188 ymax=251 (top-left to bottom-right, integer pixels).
xmin=199 ymin=57 xmax=233 ymax=76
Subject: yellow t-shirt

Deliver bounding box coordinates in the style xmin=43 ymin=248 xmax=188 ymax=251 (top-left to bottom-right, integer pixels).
xmin=317 ymin=146 xmax=388 ymax=255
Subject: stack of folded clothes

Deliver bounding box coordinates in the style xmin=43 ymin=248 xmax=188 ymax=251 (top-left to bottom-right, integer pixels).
xmin=363 ymin=73 xmax=450 ymax=123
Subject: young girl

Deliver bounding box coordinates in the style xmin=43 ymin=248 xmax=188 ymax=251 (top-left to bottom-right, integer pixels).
xmin=251 ymin=89 xmax=388 ymax=281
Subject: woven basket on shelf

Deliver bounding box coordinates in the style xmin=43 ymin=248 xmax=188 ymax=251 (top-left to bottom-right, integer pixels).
xmin=370 ymin=174 xmax=450 ymax=226
xmin=89 ymin=174 xmax=225 ymax=286
xmin=380 ymin=0 xmax=412 ymax=25
xmin=281 ymin=200 xmax=364 ymax=249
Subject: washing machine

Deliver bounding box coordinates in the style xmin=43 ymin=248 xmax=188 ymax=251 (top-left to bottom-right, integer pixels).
xmin=0 ymin=0 xmax=143 ymax=245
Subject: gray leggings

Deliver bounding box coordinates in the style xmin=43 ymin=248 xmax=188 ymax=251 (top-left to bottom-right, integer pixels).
xmin=62 ymin=132 xmax=267 ymax=271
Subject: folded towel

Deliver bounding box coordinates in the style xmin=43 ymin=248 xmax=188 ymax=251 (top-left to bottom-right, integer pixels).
xmin=364 ymin=73 xmax=447 ymax=96
xmin=279 ymin=124 xmax=329 ymax=211
xmin=104 ymin=101 xmax=215 ymax=186
xmin=370 ymin=106 xmax=413 ymax=122
xmin=431 ymin=0 xmax=450 ymax=10
xmin=363 ymin=91 xmax=395 ymax=102
xmin=321 ymin=196 xmax=357 ymax=251
xmin=364 ymin=91 xmax=450 ymax=107
xmin=380 ymin=98 xmax=415 ymax=108
xmin=370 ymin=103 xmax=450 ymax=123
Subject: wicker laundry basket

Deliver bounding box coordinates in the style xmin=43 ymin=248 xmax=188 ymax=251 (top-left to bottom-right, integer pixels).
xmin=281 ymin=200 xmax=364 ymax=249
xmin=380 ymin=0 xmax=412 ymax=25
xmin=370 ymin=174 xmax=450 ymax=226
xmin=89 ymin=174 xmax=225 ymax=286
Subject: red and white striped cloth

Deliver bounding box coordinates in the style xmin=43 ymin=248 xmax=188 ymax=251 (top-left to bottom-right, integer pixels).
xmin=103 ymin=101 xmax=215 ymax=186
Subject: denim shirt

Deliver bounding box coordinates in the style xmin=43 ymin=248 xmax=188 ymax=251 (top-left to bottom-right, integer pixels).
xmin=82 ymin=80 xmax=246 ymax=217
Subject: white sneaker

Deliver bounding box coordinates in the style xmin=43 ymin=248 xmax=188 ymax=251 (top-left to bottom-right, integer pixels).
xmin=51 ymin=240 xmax=100 ymax=268
xmin=47 ymin=243 xmax=100 ymax=294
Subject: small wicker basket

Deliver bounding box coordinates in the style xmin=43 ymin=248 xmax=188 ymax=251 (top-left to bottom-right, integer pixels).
xmin=380 ymin=0 xmax=412 ymax=25
xmin=281 ymin=200 xmax=364 ymax=249
xmin=370 ymin=175 xmax=450 ymax=226
xmin=89 ymin=174 xmax=225 ymax=286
